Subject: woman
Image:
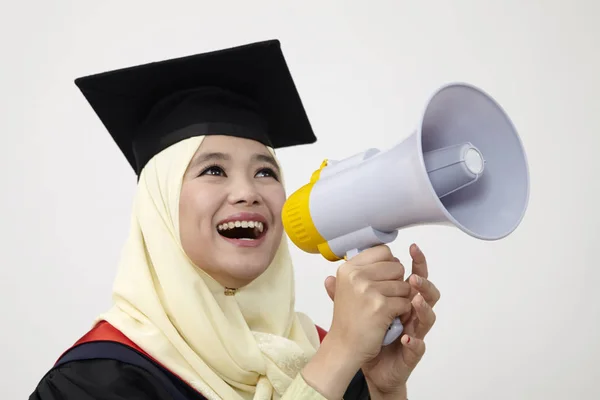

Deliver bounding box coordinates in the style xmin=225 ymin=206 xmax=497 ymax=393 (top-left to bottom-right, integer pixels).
xmin=30 ymin=40 xmax=440 ymax=400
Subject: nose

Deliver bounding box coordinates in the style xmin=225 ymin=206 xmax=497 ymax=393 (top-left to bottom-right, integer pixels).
xmin=227 ymin=177 xmax=263 ymax=206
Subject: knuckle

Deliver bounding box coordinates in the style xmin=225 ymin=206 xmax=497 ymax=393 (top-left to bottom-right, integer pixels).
xmin=383 ymin=261 xmax=400 ymax=276
xmin=369 ymin=245 xmax=392 ymax=261
xmin=338 ymin=263 xmax=356 ymax=279
xmin=347 ymin=267 xmax=362 ymax=284
xmin=371 ymin=295 xmax=386 ymax=314
xmin=357 ymin=245 xmax=394 ymax=265
xmin=402 ymin=282 xmax=412 ymax=295
xmin=397 ymin=261 xmax=406 ymax=276
xmin=384 ymin=260 xmax=404 ymax=279
xmin=396 ymin=299 xmax=411 ymax=314
xmin=355 ymin=279 xmax=370 ymax=295
xmin=394 ymin=282 xmax=407 ymax=296
xmin=380 ymin=245 xmax=393 ymax=259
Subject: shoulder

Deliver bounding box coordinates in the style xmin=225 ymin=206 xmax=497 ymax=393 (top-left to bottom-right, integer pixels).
xmin=28 ymin=340 xmax=209 ymax=400
xmin=29 ymin=357 xmax=174 ymax=400
xmin=28 ymin=321 xmax=208 ymax=400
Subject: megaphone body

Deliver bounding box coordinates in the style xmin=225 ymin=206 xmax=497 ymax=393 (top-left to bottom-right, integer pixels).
xmin=282 ymin=82 xmax=530 ymax=346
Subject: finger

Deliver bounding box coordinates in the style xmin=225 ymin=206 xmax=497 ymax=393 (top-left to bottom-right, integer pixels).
xmin=409 ymin=243 xmax=428 ymax=279
xmin=409 ymin=275 xmax=441 ymax=307
xmin=385 ymin=297 xmax=413 ymax=319
xmin=347 ymin=245 xmax=395 ymax=266
xmin=393 ymin=257 xmax=405 ymax=280
xmin=413 ymin=294 xmax=436 ymax=339
xmin=400 ymin=335 xmax=426 ymax=369
xmin=361 ymin=260 xmax=405 ymax=281
xmin=324 ymin=276 xmax=336 ymax=301
xmin=372 ymin=280 xmax=412 ymax=298
xmin=399 ymin=303 xmax=416 ymax=326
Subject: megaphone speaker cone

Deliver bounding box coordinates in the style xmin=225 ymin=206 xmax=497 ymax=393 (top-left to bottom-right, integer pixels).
xmin=417 ymin=82 xmax=530 ymax=240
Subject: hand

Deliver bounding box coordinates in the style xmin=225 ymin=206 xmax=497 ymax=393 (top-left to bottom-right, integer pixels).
xmin=324 ymin=243 xmax=441 ymax=397
xmin=324 ymin=245 xmax=414 ymax=368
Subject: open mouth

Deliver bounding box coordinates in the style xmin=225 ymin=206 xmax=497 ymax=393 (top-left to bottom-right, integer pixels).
xmin=217 ymin=220 xmax=267 ymax=241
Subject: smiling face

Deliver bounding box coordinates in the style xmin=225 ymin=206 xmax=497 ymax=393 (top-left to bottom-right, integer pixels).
xmin=179 ymin=135 xmax=286 ymax=289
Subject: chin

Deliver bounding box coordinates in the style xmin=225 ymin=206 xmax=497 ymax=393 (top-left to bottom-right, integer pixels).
xmin=187 ymin=221 xmax=283 ymax=287
xmin=216 ymin=253 xmax=274 ymax=286
xmin=233 ymin=258 xmax=271 ymax=280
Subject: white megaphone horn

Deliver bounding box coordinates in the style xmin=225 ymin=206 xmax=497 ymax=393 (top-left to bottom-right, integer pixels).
xmin=282 ymin=82 xmax=530 ymax=346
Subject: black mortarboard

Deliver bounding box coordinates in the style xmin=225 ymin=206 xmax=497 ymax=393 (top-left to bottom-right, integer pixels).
xmin=74 ymin=39 xmax=316 ymax=175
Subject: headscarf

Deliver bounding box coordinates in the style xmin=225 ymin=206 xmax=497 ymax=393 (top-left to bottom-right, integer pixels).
xmin=96 ymin=136 xmax=321 ymax=400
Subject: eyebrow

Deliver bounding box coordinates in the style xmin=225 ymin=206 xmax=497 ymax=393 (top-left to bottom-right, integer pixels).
xmin=190 ymin=151 xmax=280 ymax=171
xmin=191 ymin=152 xmax=230 ymax=167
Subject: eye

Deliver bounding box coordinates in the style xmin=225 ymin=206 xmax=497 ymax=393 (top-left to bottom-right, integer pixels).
xmin=256 ymin=167 xmax=279 ymax=181
xmin=199 ymin=164 xmax=226 ymax=177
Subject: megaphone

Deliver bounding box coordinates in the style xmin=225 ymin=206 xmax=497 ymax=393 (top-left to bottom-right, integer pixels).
xmin=282 ymin=82 xmax=530 ymax=346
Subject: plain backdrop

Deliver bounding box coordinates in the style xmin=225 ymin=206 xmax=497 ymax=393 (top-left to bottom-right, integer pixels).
xmin=1 ymin=0 xmax=598 ymax=399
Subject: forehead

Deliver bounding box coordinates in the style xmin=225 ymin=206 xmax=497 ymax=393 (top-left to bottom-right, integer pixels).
xmin=187 ymin=135 xmax=279 ymax=171
xmin=198 ymin=135 xmax=271 ymax=155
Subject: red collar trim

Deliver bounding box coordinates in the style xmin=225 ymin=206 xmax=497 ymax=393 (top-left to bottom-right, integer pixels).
xmin=58 ymin=320 xmax=328 ymax=364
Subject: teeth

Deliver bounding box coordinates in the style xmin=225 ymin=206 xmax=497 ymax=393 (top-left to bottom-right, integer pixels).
xmin=217 ymin=221 xmax=265 ymax=232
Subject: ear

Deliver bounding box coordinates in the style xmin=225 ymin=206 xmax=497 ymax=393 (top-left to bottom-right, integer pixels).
xmin=324 ymin=276 xmax=336 ymax=301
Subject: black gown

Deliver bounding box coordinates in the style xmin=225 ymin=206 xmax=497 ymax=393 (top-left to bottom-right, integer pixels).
xmin=29 ymin=339 xmax=371 ymax=400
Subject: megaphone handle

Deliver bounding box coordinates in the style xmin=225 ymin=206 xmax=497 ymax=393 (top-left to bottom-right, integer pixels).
xmin=346 ymin=248 xmax=404 ymax=346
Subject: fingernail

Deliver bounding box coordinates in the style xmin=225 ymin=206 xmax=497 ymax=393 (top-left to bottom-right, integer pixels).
xmin=416 ymin=275 xmax=422 ymax=286
xmin=403 ymin=335 xmax=412 ymax=345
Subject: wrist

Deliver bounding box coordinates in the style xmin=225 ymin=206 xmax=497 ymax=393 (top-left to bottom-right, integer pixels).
xmin=301 ymin=334 xmax=361 ymax=399
xmin=366 ymin=378 xmax=408 ymax=400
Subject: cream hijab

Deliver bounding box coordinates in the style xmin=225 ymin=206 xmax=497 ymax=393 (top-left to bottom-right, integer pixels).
xmin=96 ymin=136 xmax=321 ymax=400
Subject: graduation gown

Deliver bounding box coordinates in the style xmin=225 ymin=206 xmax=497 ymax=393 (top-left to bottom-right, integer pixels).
xmin=29 ymin=321 xmax=371 ymax=400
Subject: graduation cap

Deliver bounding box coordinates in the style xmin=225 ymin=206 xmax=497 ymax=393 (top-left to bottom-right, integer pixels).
xmin=74 ymin=39 xmax=316 ymax=175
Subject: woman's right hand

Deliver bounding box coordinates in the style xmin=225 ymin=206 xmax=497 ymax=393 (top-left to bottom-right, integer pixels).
xmin=300 ymin=245 xmax=412 ymax=399
xmin=326 ymin=245 xmax=413 ymax=365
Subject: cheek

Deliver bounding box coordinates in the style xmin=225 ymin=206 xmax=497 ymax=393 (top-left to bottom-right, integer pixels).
xmin=265 ymin=186 xmax=286 ymax=222
xmin=179 ymin=185 xmax=217 ymax=242
xmin=178 ymin=188 xmax=197 ymax=246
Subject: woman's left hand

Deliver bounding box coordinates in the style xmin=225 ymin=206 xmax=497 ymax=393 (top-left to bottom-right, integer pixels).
xmin=324 ymin=243 xmax=441 ymax=398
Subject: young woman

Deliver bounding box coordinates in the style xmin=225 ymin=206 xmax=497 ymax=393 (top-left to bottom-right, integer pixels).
xmin=29 ymin=40 xmax=440 ymax=400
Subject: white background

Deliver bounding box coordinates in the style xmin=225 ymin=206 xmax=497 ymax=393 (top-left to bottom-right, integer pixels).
xmin=1 ymin=1 xmax=599 ymax=399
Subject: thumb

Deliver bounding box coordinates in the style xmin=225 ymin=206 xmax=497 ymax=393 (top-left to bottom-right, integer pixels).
xmin=400 ymin=335 xmax=426 ymax=369
xmin=324 ymin=276 xmax=336 ymax=301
